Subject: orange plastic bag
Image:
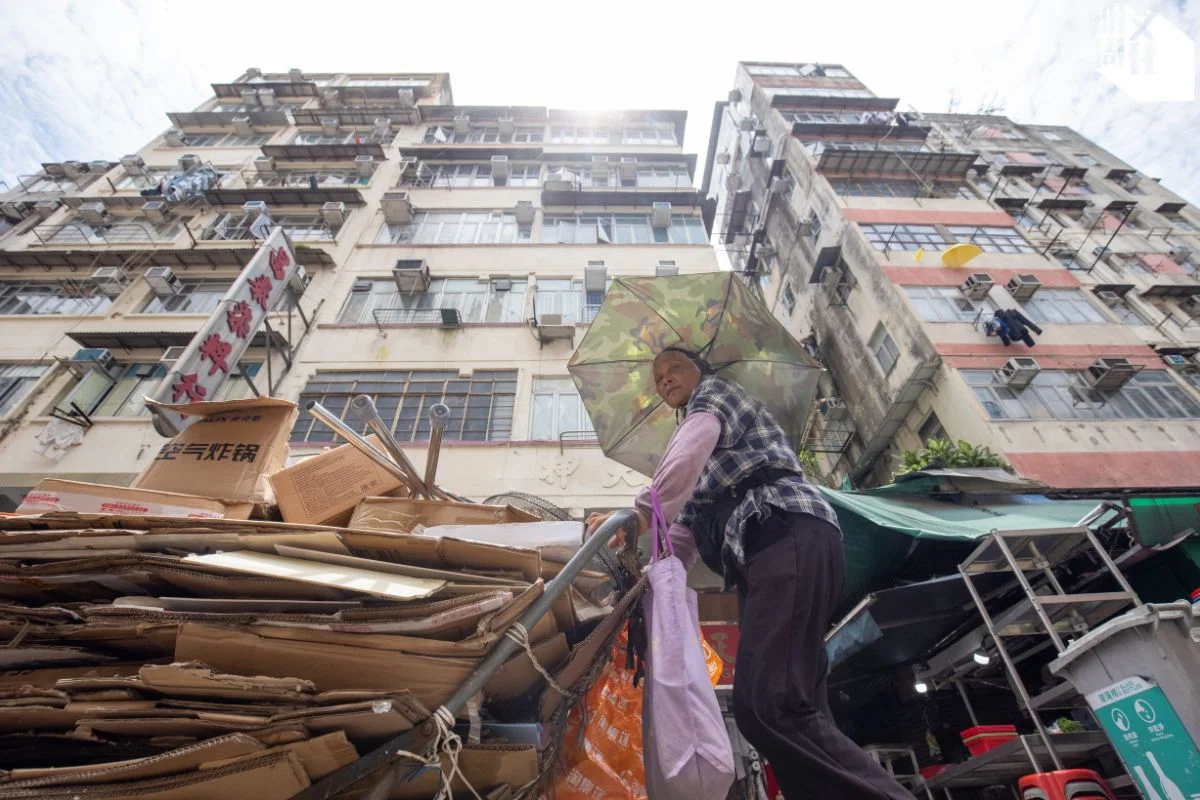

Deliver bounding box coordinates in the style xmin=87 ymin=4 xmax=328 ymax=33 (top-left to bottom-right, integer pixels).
xmin=701 ymin=637 xmax=724 ymax=687
xmin=548 ymin=643 xmax=647 ymax=800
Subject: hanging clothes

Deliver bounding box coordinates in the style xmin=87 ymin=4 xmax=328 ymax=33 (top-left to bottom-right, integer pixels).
xmin=990 ymin=309 xmax=1044 ymax=347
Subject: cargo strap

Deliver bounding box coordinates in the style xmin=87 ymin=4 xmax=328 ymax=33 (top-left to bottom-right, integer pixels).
xmin=504 ymin=621 xmax=568 ymax=696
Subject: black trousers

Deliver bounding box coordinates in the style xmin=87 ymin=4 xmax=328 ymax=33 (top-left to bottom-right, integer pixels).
xmin=733 ymin=512 xmax=912 ymax=800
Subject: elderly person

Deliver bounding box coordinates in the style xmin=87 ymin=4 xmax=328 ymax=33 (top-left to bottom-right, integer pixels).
xmin=587 ymin=346 xmax=910 ymax=800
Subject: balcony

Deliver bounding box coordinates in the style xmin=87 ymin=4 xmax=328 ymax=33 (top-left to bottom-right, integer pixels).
xmin=291 ymin=108 xmax=418 ymax=127
xmin=30 ymin=219 xmax=184 ymax=247
xmin=260 ymin=141 xmax=387 ymax=161
xmin=206 ymin=186 xmax=366 ymax=207
xmin=814 ymin=144 xmax=979 ymax=180
xmin=790 ymin=111 xmax=930 ymax=141
xmin=167 ymin=109 xmax=290 ymax=129
xmin=0 ymin=245 xmax=335 ymax=270
xmin=771 ymin=94 xmax=899 ymax=111
xmin=210 ymin=81 xmax=318 ymax=99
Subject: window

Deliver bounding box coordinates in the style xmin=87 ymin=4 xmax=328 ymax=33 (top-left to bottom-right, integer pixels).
xmin=1108 ymin=298 xmax=1149 ymax=325
xmin=543 ymin=214 xmax=706 ymax=245
xmin=1042 ymin=132 xmax=1064 ymax=141
xmin=530 ymin=377 xmax=594 ymax=441
xmin=549 ymin=127 xmax=612 ymax=145
xmin=249 ymin=169 xmax=369 ymax=188
xmin=0 ymin=280 xmax=112 ymax=316
xmin=142 ymin=280 xmax=233 ymax=314
xmin=620 ymin=127 xmax=677 ymax=145
xmin=292 ymin=129 xmax=392 ymax=146
xmin=917 ymin=412 xmax=946 ymax=444
xmin=177 ymin=132 xmax=270 ymax=147
xmin=422 ymin=126 xmax=499 ymax=145
xmin=504 ymin=165 xmax=542 ymax=188
xmin=293 ymin=370 xmax=517 ymax=443
xmin=805 ymin=141 xmax=928 ymax=155
xmin=18 ymin=174 xmax=80 ymax=193
xmin=1020 ymin=289 xmax=1107 ymax=324
xmin=947 ymin=225 xmax=1036 ymax=254
xmin=535 ymin=279 xmax=585 ymax=324
xmin=511 ymin=128 xmax=545 ymax=144
xmin=201 ymin=212 xmax=338 ymax=242
xmin=790 ymin=111 xmax=862 ymax=124
xmin=822 ymin=66 xmax=852 ymax=78
xmin=635 ymin=167 xmax=691 ymax=188
xmin=747 ymin=65 xmax=801 ymax=76
xmin=375 ymin=211 xmax=532 ymax=245
xmin=965 ymin=370 xmax=1200 ymax=421
xmin=807 ymin=214 xmax=823 ymax=244
xmin=1009 ymin=210 xmax=1037 ymax=229
xmin=980 ymin=127 xmax=1026 ymax=140
xmin=57 ymin=362 xmax=260 ymax=419
xmin=338 ymin=278 xmax=527 ymax=325
xmin=869 ymin=324 xmax=900 ymax=376
xmin=115 ymin=169 xmax=172 ymax=190
xmin=423 ymin=163 xmax=494 ymax=188
xmin=904 ymin=286 xmax=997 ymax=322
xmin=1162 ymin=213 xmax=1199 ymax=233
xmin=0 ymin=365 xmax=47 ymax=416
xmin=1074 ymin=153 xmax=1100 ymax=166
xmin=827 ymin=179 xmax=971 ymax=199
xmin=860 ymin=224 xmax=949 ymax=252
xmin=344 ymin=78 xmax=427 ymax=87
xmin=766 ymin=87 xmax=873 ymax=99
xmin=781 ymin=282 xmax=797 ymax=314
xmin=45 ymin=216 xmax=184 ymax=245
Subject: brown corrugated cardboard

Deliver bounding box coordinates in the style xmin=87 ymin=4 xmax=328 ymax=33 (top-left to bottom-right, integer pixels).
xmin=349 ymin=498 xmax=539 ymax=533
xmin=15 ymin=480 xmax=253 ymax=520
xmin=349 ymin=745 xmax=537 ymax=799
xmin=174 ymin=623 xmax=475 ymax=707
xmin=273 ymin=545 xmax=526 ymax=586
xmin=267 ymin=731 xmax=358 ymax=780
xmin=270 ymin=436 xmax=403 ymax=527
xmin=180 ymin=551 xmax=445 ymax=601
xmin=135 ymin=397 xmax=298 ymax=504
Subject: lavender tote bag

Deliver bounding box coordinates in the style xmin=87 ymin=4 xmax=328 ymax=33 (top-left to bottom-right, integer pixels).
xmin=642 ymin=489 xmax=735 ymax=800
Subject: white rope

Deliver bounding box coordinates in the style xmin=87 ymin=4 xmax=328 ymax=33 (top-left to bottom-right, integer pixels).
xmin=504 ymin=622 xmax=568 ymax=696
xmin=387 ymin=706 xmax=481 ymax=800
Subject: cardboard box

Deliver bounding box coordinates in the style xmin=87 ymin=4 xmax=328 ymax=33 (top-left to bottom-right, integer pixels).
xmin=135 ymin=397 xmax=298 ymax=504
xmin=349 ymin=498 xmax=539 ymax=533
xmin=270 ymin=436 xmax=403 ymax=527
xmin=15 ymin=479 xmax=253 ymax=520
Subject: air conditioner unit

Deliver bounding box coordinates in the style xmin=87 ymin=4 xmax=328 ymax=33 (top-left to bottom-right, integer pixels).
xmin=242 ymin=200 xmax=269 ymax=219
xmin=1162 ymin=354 xmax=1194 ymax=371
xmin=178 ymin=154 xmax=201 ymax=172
xmin=142 ymin=201 xmax=172 ymax=225
xmin=240 ymin=89 xmax=260 ymax=106
xmin=1179 ymin=295 xmax=1200 ymax=317
xmin=1120 ymin=173 xmax=1141 ymax=189
xmin=1096 ymin=290 xmax=1121 ymax=307
xmin=90 ymin=267 xmax=131 ymax=297
xmin=655 ymin=260 xmax=679 ymax=277
xmin=728 ymin=89 xmax=743 ymax=103
xmin=322 ymin=88 xmax=340 ymax=106
xmin=515 ymin=200 xmax=536 ymax=225
xmin=288 ymin=68 xmax=303 ymax=82
xmin=257 ymin=89 xmax=278 ymax=107
xmin=396 ymin=89 xmax=415 ymax=108
xmin=591 ymin=156 xmax=610 ymax=178
xmin=355 ymin=154 xmax=376 ymax=178
xmin=537 ymin=314 xmax=576 ymax=342
xmin=320 ymin=117 xmax=340 ymax=136
xmin=145 ymin=266 xmax=184 ymax=297
xmin=160 ymin=345 xmax=187 ymax=365
xmin=232 ymin=116 xmax=254 ymax=137
xmin=1006 ymin=273 xmax=1042 ymax=299
xmin=245 ymin=67 xmax=262 ymax=79
xmin=995 ymin=356 xmax=1041 ymax=389
xmin=960 ymin=273 xmax=994 ymax=301
xmin=716 ymin=152 xmax=731 ymax=166
xmin=1092 ymin=245 xmax=1111 ymax=258
xmin=1084 ymin=357 xmax=1139 ymax=390
xmin=287 ymin=264 xmax=309 ymax=293
xmin=393 ymin=259 xmax=431 ymax=292
xmin=497 ymin=116 xmax=515 ymax=135
xmin=544 ymin=169 xmax=577 ymax=192
xmin=752 ymin=136 xmax=771 ymax=155
xmin=42 ymin=162 xmax=67 ymax=177
xmin=492 ymin=277 xmax=513 ymax=292
xmin=725 ymin=171 xmax=743 ymax=192
xmin=78 ymin=201 xmax=109 ymax=227
xmin=0 ymin=201 xmax=29 ymax=221
xmin=33 ymin=200 xmax=60 ymax=219
xmin=651 ymin=202 xmax=672 ymax=228
xmin=373 ymin=117 xmax=392 ymax=138
xmin=1079 ymin=208 xmax=1101 ymax=228
xmin=584 ymin=263 xmax=607 ymax=292
xmin=1171 ymin=245 xmax=1193 ymax=265
xmin=739 ymin=117 xmax=757 ymax=132
xmin=164 ymin=129 xmax=188 ymax=147
xmin=490 ymin=154 xmax=510 ymax=178
xmin=321 ymin=201 xmax=347 ymax=226
xmin=253 ymin=155 xmax=277 ymax=176
xmin=820 ymin=396 xmax=848 ymax=422
xmin=71 ymin=348 xmax=116 ymax=370
xmin=119 ymin=154 xmax=146 ymax=174
xmin=61 ymin=161 xmax=86 ymax=180
xmin=453 ymin=114 xmax=470 ymax=134
xmin=770 ymin=176 xmax=793 ymax=195
xmin=382 ymin=191 xmax=413 ymax=224
xmin=619 ymin=157 xmax=638 ymax=178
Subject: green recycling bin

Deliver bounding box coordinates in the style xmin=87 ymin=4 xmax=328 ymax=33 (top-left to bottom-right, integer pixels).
xmin=1049 ymin=602 xmax=1200 ymax=800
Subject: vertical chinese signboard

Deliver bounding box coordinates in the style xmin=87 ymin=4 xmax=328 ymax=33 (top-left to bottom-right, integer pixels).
xmin=1088 ymin=676 xmax=1200 ymax=799
xmin=149 ymin=227 xmax=300 ymax=436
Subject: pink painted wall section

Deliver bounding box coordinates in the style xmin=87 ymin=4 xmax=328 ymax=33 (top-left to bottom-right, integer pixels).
xmin=938 ymin=342 xmax=1166 ymax=371
xmin=882 ymin=266 xmax=1082 ymax=289
xmin=843 ymin=208 xmax=1017 ymax=227
xmin=1008 ymin=451 xmax=1200 ymax=490
xmin=1006 ymin=151 xmax=1043 ymax=165
xmin=1139 ymin=253 xmax=1185 ymax=275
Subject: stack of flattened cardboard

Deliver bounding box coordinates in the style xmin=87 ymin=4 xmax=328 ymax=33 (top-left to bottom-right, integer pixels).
xmin=0 ymin=397 xmax=638 ymax=798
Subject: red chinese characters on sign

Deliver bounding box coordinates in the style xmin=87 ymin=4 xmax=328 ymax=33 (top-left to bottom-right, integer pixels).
xmin=268 ymin=246 xmax=291 ymax=280
xmin=171 ymin=373 xmax=208 ymax=403
xmin=198 ymin=333 xmax=232 ymax=376
xmin=700 ymin=623 xmax=739 ymax=687
xmin=248 ymin=275 xmax=273 ymax=311
xmin=226 ymin=300 xmax=253 ymax=340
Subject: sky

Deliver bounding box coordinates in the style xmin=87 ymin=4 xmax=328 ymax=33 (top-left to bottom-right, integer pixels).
xmin=2 ymin=0 xmax=1198 ymax=204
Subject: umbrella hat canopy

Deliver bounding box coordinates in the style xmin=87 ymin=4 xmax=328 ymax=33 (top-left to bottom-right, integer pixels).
xmin=568 ymin=273 xmax=823 ymax=476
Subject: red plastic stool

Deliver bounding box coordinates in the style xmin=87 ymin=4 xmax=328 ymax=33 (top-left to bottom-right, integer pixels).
xmin=1018 ymin=769 xmax=1117 ymax=800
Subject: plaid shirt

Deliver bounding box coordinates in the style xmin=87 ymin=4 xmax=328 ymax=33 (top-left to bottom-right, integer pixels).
xmin=678 ymin=375 xmax=839 ymax=584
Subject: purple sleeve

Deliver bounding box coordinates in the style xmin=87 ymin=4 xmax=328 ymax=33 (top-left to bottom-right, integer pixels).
xmin=634 ymin=411 xmax=721 ymax=570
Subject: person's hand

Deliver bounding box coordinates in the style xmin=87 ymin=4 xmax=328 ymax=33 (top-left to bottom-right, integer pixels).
xmin=585 ymin=510 xmax=647 ymax=549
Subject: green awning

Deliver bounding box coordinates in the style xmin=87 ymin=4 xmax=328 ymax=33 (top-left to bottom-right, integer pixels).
xmin=1127 ymin=496 xmax=1200 ymax=547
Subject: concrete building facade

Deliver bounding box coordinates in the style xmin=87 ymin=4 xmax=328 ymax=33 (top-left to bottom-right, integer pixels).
xmin=704 ymin=62 xmax=1200 ymax=491
xmin=0 ymin=69 xmax=715 ymax=513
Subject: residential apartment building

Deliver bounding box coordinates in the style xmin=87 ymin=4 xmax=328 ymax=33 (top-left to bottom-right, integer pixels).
xmin=704 ymin=61 xmax=1200 ymax=491
xmin=0 ymin=69 xmax=714 ymax=512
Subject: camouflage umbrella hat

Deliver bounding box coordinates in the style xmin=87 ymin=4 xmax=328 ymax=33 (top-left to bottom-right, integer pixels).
xmin=567 ymin=272 xmax=823 ymax=476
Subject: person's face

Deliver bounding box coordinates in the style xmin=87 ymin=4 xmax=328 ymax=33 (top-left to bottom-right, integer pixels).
xmin=653 ymin=351 xmax=702 ymax=409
